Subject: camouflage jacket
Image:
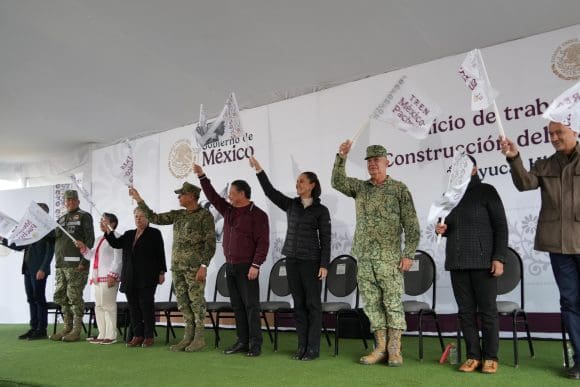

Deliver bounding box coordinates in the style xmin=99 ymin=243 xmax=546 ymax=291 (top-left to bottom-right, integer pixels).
xmin=138 ymin=201 xmax=216 ymax=270
xmin=55 ymin=208 xmax=95 ymax=268
xmin=331 ymin=154 xmax=420 ymax=266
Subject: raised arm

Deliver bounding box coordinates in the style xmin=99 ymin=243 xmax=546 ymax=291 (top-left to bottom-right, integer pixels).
xmin=250 ymin=156 xmax=293 ymax=211
xmin=193 ymin=164 xmax=230 ymax=216
xmin=131 ymin=187 xmax=176 ymax=225
xmin=331 ymin=140 xmax=362 ymax=198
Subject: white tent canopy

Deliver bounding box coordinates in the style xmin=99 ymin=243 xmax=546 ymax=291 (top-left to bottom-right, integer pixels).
xmin=1 ymin=0 xmax=580 ymax=181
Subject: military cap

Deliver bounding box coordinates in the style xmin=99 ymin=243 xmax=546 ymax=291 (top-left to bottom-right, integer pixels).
xmin=364 ymin=145 xmax=388 ymax=160
xmin=174 ymin=181 xmax=201 ymax=196
xmin=64 ymin=190 xmax=79 ymax=199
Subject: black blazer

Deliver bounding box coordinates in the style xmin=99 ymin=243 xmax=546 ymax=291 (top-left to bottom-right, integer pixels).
xmin=105 ymin=226 xmax=167 ymax=293
xmin=2 ymin=231 xmax=55 ymax=275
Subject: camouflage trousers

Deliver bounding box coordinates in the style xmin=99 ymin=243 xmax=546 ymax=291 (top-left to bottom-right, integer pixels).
xmin=358 ymin=258 xmax=406 ymax=332
xmin=173 ymin=269 xmax=206 ymax=331
xmin=54 ymin=268 xmax=89 ymax=318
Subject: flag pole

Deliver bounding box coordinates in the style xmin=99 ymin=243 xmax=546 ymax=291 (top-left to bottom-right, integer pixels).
xmin=437 ymin=217 xmax=445 ymax=244
xmin=351 ymin=119 xmax=370 ymax=144
xmin=476 ymin=49 xmax=506 ymax=138
xmin=56 ymin=223 xmax=76 ymax=243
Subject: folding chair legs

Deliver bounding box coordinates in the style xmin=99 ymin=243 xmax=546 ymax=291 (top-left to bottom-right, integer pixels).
xmin=561 ymin=317 xmax=571 ymax=369
xmin=261 ymin=311 xmax=274 ymax=344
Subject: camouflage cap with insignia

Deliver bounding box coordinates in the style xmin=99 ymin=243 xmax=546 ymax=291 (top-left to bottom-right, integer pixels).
xmin=174 ymin=181 xmax=201 ymax=196
xmin=64 ymin=190 xmax=79 ymax=199
xmin=364 ymin=145 xmax=388 ymax=160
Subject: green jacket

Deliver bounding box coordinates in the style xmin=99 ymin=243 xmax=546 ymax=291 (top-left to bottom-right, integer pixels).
xmin=508 ymin=143 xmax=580 ymax=254
xmin=138 ymin=201 xmax=216 ymax=270
xmin=331 ymin=154 xmax=420 ymax=266
xmin=55 ymin=208 xmax=94 ymax=268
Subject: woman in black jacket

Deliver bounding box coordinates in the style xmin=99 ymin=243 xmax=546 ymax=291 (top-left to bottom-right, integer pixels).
xmin=250 ymin=156 xmax=331 ymax=361
xmin=435 ymin=156 xmax=507 ymax=374
xmin=104 ymin=207 xmax=167 ymax=348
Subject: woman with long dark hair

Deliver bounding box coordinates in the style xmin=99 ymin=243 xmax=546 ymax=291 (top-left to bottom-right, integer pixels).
xmin=249 ymin=156 xmax=331 ymax=360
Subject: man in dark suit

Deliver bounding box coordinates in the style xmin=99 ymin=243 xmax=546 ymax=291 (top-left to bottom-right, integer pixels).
xmin=1 ymin=203 xmax=55 ymax=340
xmin=104 ymin=208 xmax=167 ymax=347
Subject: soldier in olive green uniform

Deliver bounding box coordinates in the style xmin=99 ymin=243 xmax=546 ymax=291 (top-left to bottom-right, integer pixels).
xmin=51 ymin=190 xmax=95 ymax=342
xmin=130 ymin=182 xmax=216 ymax=352
xmin=331 ymin=143 xmax=420 ymax=366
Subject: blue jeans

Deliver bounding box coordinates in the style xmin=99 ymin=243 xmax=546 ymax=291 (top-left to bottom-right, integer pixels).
xmin=550 ymin=253 xmax=580 ymax=363
xmin=23 ymin=273 xmax=48 ymax=331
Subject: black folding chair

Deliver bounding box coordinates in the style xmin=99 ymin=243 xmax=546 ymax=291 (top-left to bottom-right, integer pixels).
xmin=260 ymin=258 xmax=292 ymax=351
xmin=322 ymin=254 xmax=368 ymax=356
xmin=456 ymin=247 xmax=534 ymax=367
xmin=403 ymin=250 xmax=445 ymax=361
xmin=205 ymin=263 xmax=234 ymax=348
xmin=154 ymin=284 xmax=180 ymax=344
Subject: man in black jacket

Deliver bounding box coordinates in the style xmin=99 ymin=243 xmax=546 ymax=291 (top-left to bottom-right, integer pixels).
xmin=436 ymin=156 xmax=507 ymax=374
xmin=1 ymin=203 xmax=55 ymax=340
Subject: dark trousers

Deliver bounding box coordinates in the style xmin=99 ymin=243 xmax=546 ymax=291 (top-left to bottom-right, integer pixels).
xmin=23 ymin=273 xmax=48 ymax=331
xmin=125 ymin=286 xmax=156 ymax=339
xmin=451 ymin=269 xmax=499 ymax=361
xmin=550 ymin=253 xmax=580 ymax=363
xmin=286 ymin=258 xmax=322 ymax=353
xmin=226 ymin=262 xmax=262 ymax=349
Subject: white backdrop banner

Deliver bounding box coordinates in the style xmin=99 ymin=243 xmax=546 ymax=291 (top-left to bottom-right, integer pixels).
xmin=1 ymin=25 xmax=579 ymax=324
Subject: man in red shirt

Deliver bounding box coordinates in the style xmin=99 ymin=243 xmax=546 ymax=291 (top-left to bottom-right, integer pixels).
xmin=193 ymin=164 xmax=269 ymax=357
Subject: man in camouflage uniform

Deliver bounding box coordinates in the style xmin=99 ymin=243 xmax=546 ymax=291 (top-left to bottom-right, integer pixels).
xmin=51 ymin=190 xmax=95 ymax=342
xmin=331 ymin=142 xmax=420 ymax=366
xmin=130 ymin=182 xmax=216 ymax=352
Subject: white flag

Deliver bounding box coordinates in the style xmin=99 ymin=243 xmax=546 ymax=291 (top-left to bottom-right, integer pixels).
xmin=192 ymin=104 xmax=207 ymax=162
xmin=542 ymin=81 xmax=580 ymax=133
xmin=194 ymin=93 xmax=245 ymax=146
xmin=427 ymin=152 xmax=474 ymax=224
xmin=370 ymin=76 xmax=441 ymax=140
xmin=458 ymin=49 xmax=496 ymax=111
xmin=7 ymin=202 xmax=57 ymax=246
xmin=115 ymin=140 xmax=134 ymax=187
xmin=70 ymin=175 xmax=101 ymax=216
xmin=0 ymin=210 xmax=18 ymax=237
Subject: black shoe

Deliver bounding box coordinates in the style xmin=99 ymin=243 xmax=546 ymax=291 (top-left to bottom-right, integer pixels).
xmin=224 ymin=341 xmax=249 ymax=355
xmin=28 ymin=330 xmax=48 ymax=340
xmin=567 ymin=364 xmax=580 ymax=379
xmin=18 ymin=329 xmax=34 ymax=340
xmin=301 ymin=349 xmax=319 ymax=361
xmin=247 ymin=347 xmax=261 ymax=357
xmin=292 ymin=346 xmax=306 ymax=360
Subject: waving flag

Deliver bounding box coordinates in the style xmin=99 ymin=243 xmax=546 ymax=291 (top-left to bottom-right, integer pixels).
xmin=192 ymin=104 xmax=207 ymax=162
xmin=115 ymin=140 xmax=134 ymax=187
xmin=543 ymin=81 xmax=580 ymax=133
xmin=0 ymin=210 xmax=18 ymax=237
xmin=195 ymin=93 xmax=245 ymax=146
xmin=458 ymin=49 xmax=497 ymax=111
xmin=7 ymin=202 xmax=58 ymax=246
xmin=370 ymin=76 xmax=441 ymax=140
xmin=70 ymin=175 xmax=103 ymax=216
xmin=427 ymin=152 xmax=474 ymax=225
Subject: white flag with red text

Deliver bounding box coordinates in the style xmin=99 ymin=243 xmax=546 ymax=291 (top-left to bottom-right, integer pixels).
xmin=458 ymin=49 xmax=497 ymax=111
xmin=370 ymin=76 xmax=441 ymax=140
xmin=7 ymin=202 xmax=57 ymax=246
xmin=543 ymin=81 xmax=580 ymax=133
xmin=0 ymin=210 xmax=18 ymax=237
xmin=114 ymin=140 xmax=134 ymax=187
